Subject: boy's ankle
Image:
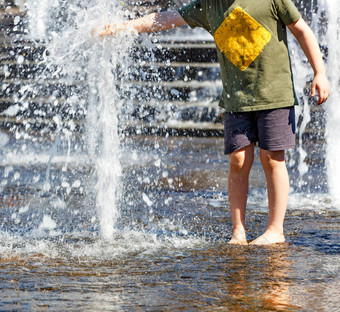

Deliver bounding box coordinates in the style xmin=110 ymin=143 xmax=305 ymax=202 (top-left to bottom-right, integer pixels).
xmin=232 ymin=226 xmax=246 ymax=236
xmin=266 ymin=225 xmax=284 ymax=235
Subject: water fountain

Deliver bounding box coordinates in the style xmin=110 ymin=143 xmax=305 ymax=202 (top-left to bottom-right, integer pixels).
xmin=0 ymin=0 xmax=340 ymax=310
xmin=321 ymin=0 xmax=340 ymax=205
xmin=2 ymin=0 xmax=140 ymax=240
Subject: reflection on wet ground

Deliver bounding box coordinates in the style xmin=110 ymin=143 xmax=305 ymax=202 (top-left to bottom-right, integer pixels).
xmin=1 ymin=135 xmax=340 ymax=311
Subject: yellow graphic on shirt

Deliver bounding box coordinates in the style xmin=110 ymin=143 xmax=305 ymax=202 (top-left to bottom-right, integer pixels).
xmin=214 ymin=7 xmax=272 ymax=71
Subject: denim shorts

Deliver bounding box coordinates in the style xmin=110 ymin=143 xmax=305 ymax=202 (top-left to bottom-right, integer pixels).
xmin=224 ymin=107 xmax=296 ymax=154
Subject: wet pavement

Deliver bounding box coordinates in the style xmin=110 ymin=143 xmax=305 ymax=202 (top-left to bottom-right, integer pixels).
xmin=0 ymin=134 xmax=340 ymax=311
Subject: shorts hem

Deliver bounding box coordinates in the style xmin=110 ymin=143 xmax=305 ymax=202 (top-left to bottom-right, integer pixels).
xmin=258 ymin=144 xmax=295 ymax=151
xmin=224 ymin=141 xmax=256 ymax=155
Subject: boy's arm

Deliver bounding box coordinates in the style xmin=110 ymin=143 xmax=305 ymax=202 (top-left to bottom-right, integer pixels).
xmin=97 ymin=10 xmax=187 ymax=37
xmin=288 ymin=18 xmax=330 ymax=105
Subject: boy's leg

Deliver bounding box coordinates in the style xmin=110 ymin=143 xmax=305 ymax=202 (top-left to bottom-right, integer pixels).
xmin=249 ymin=107 xmax=294 ymax=245
xmin=228 ymin=143 xmax=255 ymax=245
xmin=250 ymin=149 xmax=288 ymax=245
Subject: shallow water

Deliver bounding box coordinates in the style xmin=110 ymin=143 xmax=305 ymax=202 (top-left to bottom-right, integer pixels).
xmin=1 ymin=134 xmax=339 ymax=311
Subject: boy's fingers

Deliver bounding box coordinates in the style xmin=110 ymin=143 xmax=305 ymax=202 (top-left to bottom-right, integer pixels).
xmin=311 ymin=75 xmax=330 ymax=105
xmin=99 ymin=25 xmax=117 ymax=37
xmin=91 ymin=25 xmax=112 ymax=37
xmin=311 ymin=81 xmax=316 ymax=97
xmin=317 ymin=87 xmax=330 ymax=105
xmin=317 ymin=85 xmax=322 ymax=104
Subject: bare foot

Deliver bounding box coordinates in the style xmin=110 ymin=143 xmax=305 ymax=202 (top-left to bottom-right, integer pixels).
xmin=249 ymin=230 xmax=285 ymax=245
xmin=228 ymin=228 xmax=248 ymax=245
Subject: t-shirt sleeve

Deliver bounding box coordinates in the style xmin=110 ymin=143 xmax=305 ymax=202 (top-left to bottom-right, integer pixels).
xmin=177 ymin=0 xmax=210 ymax=31
xmin=274 ymin=0 xmax=302 ymax=25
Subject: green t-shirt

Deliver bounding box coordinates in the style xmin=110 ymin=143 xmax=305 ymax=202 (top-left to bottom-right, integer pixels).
xmin=178 ymin=0 xmax=302 ymax=112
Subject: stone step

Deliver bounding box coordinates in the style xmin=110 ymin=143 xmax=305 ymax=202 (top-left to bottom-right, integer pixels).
xmin=0 ymin=5 xmax=24 ymax=15
xmin=0 ymin=0 xmax=17 ymax=8
xmin=0 ymin=97 xmax=224 ymax=133
xmin=0 ymin=43 xmax=45 ymax=62
xmin=0 ymin=41 xmax=217 ymax=63
xmin=0 ymin=62 xmax=220 ymax=82
xmin=131 ymin=41 xmax=217 ymax=63
xmin=0 ymin=115 xmax=225 ymax=137
xmin=0 ymin=79 xmax=222 ymax=104
xmin=0 ymin=0 xmax=25 ymax=36
xmin=0 ymin=112 xmax=325 ymax=139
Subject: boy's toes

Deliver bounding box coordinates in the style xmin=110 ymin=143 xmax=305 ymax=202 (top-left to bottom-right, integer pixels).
xmin=249 ymin=232 xmax=285 ymax=245
xmin=228 ymin=233 xmax=248 ymax=245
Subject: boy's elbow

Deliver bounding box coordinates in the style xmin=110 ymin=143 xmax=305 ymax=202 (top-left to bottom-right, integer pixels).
xmin=287 ymin=18 xmax=310 ymax=39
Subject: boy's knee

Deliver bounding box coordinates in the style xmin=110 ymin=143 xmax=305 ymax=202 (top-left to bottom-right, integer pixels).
xmin=260 ymin=149 xmax=285 ymax=170
xmin=229 ymin=148 xmax=254 ymax=173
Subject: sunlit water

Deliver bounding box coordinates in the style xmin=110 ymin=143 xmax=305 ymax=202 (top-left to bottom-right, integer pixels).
xmin=1 ymin=0 xmax=340 ymax=311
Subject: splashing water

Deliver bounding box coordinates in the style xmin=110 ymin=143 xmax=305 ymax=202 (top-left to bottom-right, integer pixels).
xmin=321 ymin=0 xmax=340 ymax=205
xmin=289 ymin=29 xmax=312 ymax=188
xmin=289 ymin=0 xmax=339 ymax=203
xmin=24 ymin=0 xmax=137 ymax=238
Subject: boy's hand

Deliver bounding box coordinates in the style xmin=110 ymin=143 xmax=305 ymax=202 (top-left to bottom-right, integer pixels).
xmin=311 ymin=73 xmax=330 ymax=105
xmin=92 ymin=24 xmax=118 ymax=37
xmin=99 ymin=24 xmax=117 ymax=37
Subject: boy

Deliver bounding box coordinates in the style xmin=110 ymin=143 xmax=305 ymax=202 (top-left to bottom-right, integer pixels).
xmin=96 ymin=0 xmax=330 ymax=245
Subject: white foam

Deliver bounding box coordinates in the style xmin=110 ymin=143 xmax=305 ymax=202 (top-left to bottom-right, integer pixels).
xmin=0 ymin=153 xmax=90 ymax=167
xmin=39 ymin=215 xmax=57 ymax=231
xmin=0 ymin=229 xmax=208 ymax=261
